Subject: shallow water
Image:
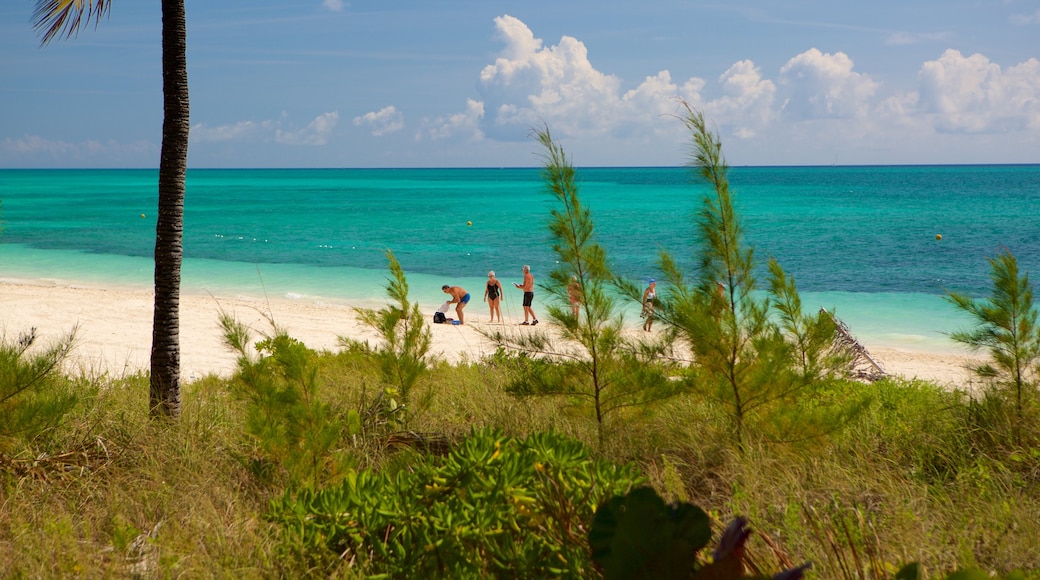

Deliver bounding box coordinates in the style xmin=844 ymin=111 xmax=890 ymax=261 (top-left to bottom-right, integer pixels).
xmin=2 ymin=165 xmax=1038 ymax=352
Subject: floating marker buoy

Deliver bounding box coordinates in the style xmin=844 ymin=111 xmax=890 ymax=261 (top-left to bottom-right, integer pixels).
xmin=935 ymin=234 xmax=942 ymax=240
xmin=467 ymin=221 xmax=473 ymax=226
xmin=140 ymin=214 xmax=146 ymax=218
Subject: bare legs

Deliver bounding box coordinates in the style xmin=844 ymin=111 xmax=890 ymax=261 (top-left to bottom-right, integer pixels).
xmin=488 ymin=297 xmax=502 ymax=323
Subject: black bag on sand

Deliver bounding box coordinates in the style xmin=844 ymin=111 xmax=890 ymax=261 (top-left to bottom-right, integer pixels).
xmin=433 ymin=311 xmax=446 ymax=324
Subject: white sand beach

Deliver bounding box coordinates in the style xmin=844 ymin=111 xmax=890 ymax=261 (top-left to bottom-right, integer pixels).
xmin=0 ymin=279 xmax=983 ymax=388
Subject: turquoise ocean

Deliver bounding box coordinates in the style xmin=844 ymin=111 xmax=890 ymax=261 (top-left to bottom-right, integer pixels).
xmin=1 ymin=166 xmax=1038 ymax=353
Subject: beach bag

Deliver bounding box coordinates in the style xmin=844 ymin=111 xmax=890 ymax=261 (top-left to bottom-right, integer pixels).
xmin=433 ymin=311 xmax=446 ymax=324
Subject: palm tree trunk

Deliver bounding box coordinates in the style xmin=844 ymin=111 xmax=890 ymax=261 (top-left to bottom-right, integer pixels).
xmin=150 ymin=0 xmax=189 ymax=419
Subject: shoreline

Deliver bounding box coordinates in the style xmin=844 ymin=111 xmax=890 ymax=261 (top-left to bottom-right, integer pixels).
xmin=0 ymin=279 xmax=983 ymax=388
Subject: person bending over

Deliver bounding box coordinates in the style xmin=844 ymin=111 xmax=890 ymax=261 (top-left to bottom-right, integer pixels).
xmin=441 ymin=284 xmax=470 ymax=324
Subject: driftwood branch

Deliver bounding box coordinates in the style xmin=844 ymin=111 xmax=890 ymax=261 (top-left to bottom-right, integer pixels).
xmin=821 ymin=308 xmax=886 ymax=381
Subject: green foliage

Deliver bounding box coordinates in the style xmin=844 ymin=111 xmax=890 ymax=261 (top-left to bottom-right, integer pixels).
xmin=590 ymin=487 xmax=712 ymax=579
xmin=590 ymin=486 xmax=811 ymax=579
xmin=345 ymin=249 xmax=432 ymax=428
xmin=220 ymin=314 xmax=353 ymax=489
xmin=4 ymin=342 xmax=1040 ymax=574
xmin=0 ymin=327 xmax=81 ymax=453
xmin=838 ymin=378 xmax=971 ymax=483
xmin=268 ymin=428 xmax=645 ymax=577
xmin=486 ymin=126 xmax=679 ymax=448
xmin=896 ymin=562 xmax=1028 ymax=580
xmin=661 ymin=102 xmax=857 ymax=450
xmin=767 ymin=259 xmax=854 ymax=381
xmin=946 ymin=248 xmax=1040 ymax=446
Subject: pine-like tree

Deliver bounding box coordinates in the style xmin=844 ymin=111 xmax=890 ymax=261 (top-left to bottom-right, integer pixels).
xmin=349 ymin=250 xmax=433 ymax=426
xmin=486 ymin=126 xmax=676 ymax=448
xmin=946 ymin=248 xmax=1040 ymax=445
xmin=660 ymin=102 xmax=858 ymax=450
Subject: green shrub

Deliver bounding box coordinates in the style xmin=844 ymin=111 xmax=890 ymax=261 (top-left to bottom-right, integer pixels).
xmin=838 ymin=377 xmax=971 ymax=483
xmin=590 ymin=486 xmax=811 ymax=579
xmin=220 ymin=315 xmax=354 ymax=489
xmin=0 ymin=327 xmax=81 ymax=454
xmin=268 ymin=428 xmax=645 ymax=577
xmin=947 ymin=248 xmax=1040 ymax=448
xmin=344 ymin=249 xmax=433 ymax=431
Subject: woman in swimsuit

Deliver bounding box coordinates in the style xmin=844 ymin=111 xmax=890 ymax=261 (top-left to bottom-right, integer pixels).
xmin=641 ymin=279 xmax=657 ymax=331
xmin=484 ymin=271 xmax=504 ymax=323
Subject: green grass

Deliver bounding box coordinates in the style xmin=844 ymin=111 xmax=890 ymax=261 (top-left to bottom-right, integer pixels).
xmin=2 ymin=345 xmax=1039 ymax=578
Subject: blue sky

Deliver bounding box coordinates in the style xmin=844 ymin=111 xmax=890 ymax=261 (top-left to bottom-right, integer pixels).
xmin=2 ymin=0 xmax=1039 ymax=168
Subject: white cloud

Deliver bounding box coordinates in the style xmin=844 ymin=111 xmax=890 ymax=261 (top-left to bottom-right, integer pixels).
xmin=467 ymin=14 xmax=725 ymax=144
xmin=917 ymin=49 xmax=1040 ymax=132
xmin=191 ymin=120 xmax=272 ymax=142
xmin=778 ymin=48 xmax=879 ymax=120
xmin=704 ymin=60 xmax=777 ymax=138
xmin=1010 ymin=9 xmax=1040 ymax=24
xmin=191 ymin=113 xmax=340 ymax=146
xmin=322 ymin=0 xmax=347 ymax=12
xmin=2 ymin=135 xmax=155 ymax=162
xmin=276 ymin=112 xmax=339 ymax=145
xmin=421 ymin=15 xmax=1040 ymax=164
xmin=420 ymin=99 xmax=485 ymax=141
xmin=353 ymin=106 xmax=404 ymax=136
xmin=458 ymin=16 xmax=856 ymax=148
xmin=4 ymin=135 xmax=80 ymax=156
xmin=883 ymin=30 xmax=953 ymax=46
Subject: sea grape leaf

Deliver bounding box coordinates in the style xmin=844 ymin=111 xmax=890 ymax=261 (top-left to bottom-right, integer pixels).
xmin=589 ymin=486 xmax=711 ymax=579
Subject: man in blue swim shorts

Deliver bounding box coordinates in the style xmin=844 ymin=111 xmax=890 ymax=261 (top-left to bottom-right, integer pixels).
xmin=441 ymin=284 xmax=471 ymax=324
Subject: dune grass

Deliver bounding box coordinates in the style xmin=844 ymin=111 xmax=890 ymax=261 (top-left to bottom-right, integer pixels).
xmin=2 ymin=343 xmax=1039 ymax=577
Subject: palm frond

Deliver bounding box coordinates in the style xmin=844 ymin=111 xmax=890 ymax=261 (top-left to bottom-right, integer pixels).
xmin=34 ymin=0 xmax=112 ymax=46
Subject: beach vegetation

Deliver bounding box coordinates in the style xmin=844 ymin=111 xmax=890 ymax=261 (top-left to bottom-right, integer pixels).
xmin=269 ymin=428 xmax=644 ymax=576
xmin=651 ymin=102 xmax=864 ymax=451
xmin=343 ymin=249 xmax=434 ymax=429
xmin=219 ymin=313 xmax=354 ymax=490
xmin=946 ymin=248 xmax=1040 ymax=448
xmin=484 ymin=127 xmax=678 ymax=449
xmin=0 ymin=326 xmax=82 ymax=453
xmin=1 ymin=345 xmax=1039 ymax=575
xmin=33 ymin=0 xmax=191 ymax=420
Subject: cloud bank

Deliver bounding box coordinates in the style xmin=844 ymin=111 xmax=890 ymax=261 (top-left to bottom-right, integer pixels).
xmin=354 ymin=106 xmax=404 ymax=136
xmin=414 ymin=14 xmax=1040 ymax=162
xmin=15 ymin=13 xmax=1032 ymax=167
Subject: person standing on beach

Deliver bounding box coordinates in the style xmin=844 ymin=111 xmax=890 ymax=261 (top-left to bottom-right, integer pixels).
xmin=484 ymin=271 xmax=504 ymax=323
xmin=641 ymin=279 xmax=657 ymax=331
xmin=514 ymin=265 xmax=539 ymax=325
xmin=568 ymin=275 xmax=582 ymax=318
xmin=441 ymin=284 xmax=471 ymax=324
